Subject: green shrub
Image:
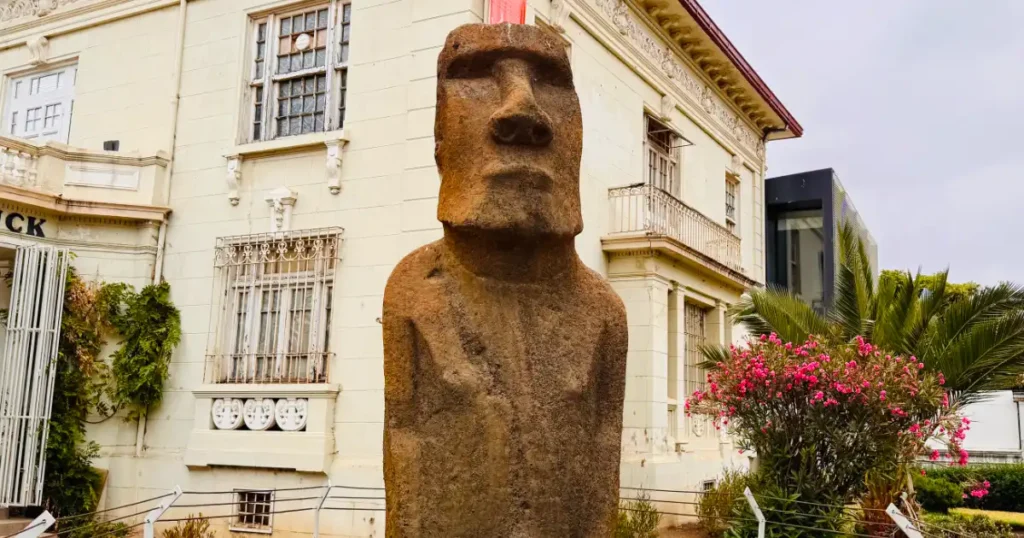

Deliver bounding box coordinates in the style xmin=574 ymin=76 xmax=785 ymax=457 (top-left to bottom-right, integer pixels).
xmin=616 ymin=489 xmax=660 ymax=538
xmin=163 ymin=515 xmax=215 ymax=538
xmin=698 ymin=470 xmax=752 ymax=537
xmin=925 ymin=464 xmax=1024 ymax=512
xmin=914 ymin=475 xmax=963 ymax=513
xmin=920 ymin=512 xmax=1013 ymax=538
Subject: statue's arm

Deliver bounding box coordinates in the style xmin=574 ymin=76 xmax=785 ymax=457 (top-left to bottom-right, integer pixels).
xmin=383 ymin=292 xmax=417 ymax=426
xmin=597 ymin=299 xmax=628 ymax=430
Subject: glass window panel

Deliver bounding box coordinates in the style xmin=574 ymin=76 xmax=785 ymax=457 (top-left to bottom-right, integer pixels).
xmin=316 ymin=75 xmax=327 ymax=91
xmin=303 ymin=96 xmax=315 ymax=113
xmin=304 ymin=77 xmax=315 ymax=94
xmin=280 ymin=17 xmax=290 ymax=35
xmin=314 ymin=113 xmax=324 ymax=131
xmin=278 ymin=99 xmax=288 ymax=116
xmin=291 ymin=97 xmax=302 ymax=115
xmin=302 ymin=115 xmax=313 ymax=133
xmin=340 ymin=44 xmax=349 ymax=63
xmin=277 ymin=117 xmax=289 ymax=136
xmin=315 ymin=94 xmax=326 ymax=112
xmin=292 ymin=15 xmax=304 ymax=33
xmin=256 ymin=42 xmax=265 ymax=61
xmin=342 ymin=25 xmax=350 ymax=41
xmin=317 ymin=9 xmax=328 ymax=28
xmin=278 ymin=81 xmax=289 ymax=98
xmin=305 ymin=12 xmax=316 ymax=31
xmin=290 ymin=117 xmax=301 ymax=133
xmin=277 ymin=55 xmax=289 ymax=74
xmin=253 ymin=122 xmax=261 ymax=140
xmin=255 ymin=61 xmax=264 ymax=78
xmin=258 ymin=22 xmax=266 ymax=40
xmin=315 ymin=49 xmax=326 ymax=67
xmin=303 ymin=51 xmax=314 ymax=69
xmin=291 ymin=53 xmax=302 ymax=70
xmin=343 ymin=3 xmax=351 ymax=22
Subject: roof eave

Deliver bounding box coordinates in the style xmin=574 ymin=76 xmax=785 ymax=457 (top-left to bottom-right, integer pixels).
xmin=676 ymin=0 xmax=804 ymax=138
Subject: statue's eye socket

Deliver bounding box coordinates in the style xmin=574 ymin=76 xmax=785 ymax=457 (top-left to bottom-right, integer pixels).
xmin=447 ymin=54 xmax=496 ymax=80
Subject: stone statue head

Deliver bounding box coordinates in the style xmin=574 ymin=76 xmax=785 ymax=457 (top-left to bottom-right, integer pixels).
xmin=434 ymin=24 xmax=583 ymax=238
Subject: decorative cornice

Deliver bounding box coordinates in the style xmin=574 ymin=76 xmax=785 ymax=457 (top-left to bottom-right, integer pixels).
xmin=589 ymin=0 xmax=765 ymax=159
xmin=0 ymin=0 xmax=80 ymax=23
xmin=602 ymin=234 xmax=758 ymax=289
xmin=0 ymin=183 xmax=170 ymax=221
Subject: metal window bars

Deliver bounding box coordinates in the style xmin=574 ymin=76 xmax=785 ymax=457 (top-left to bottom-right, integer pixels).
xmin=232 ymin=489 xmax=274 ymax=532
xmin=206 ymin=228 xmax=342 ymax=384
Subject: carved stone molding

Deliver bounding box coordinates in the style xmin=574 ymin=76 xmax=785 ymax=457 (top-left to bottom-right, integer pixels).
xmin=211 ymin=398 xmax=244 ymax=430
xmin=210 ymin=397 xmax=309 ymax=432
xmin=549 ymin=0 xmax=570 ymax=32
xmin=275 ymin=398 xmax=308 ymax=431
xmin=225 ymin=156 xmax=241 ymax=205
xmin=0 ymin=0 xmax=79 ymax=23
xmin=325 ymin=138 xmax=346 ymax=195
xmin=264 ymin=186 xmax=297 ymax=232
xmin=26 ymin=34 xmax=48 ymax=64
xmin=242 ymin=398 xmax=277 ymax=431
xmin=590 ymin=0 xmax=765 ymax=160
xmin=659 ymin=94 xmax=676 ymax=122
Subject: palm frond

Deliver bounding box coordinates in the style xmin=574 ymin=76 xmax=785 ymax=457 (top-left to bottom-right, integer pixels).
xmin=830 ymin=222 xmax=873 ymax=340
xmin=871 ymin=270 xmax=919 ymax=355
xmin=905 ymin=269 xmax=949 ymax=353
xmin=922 ymin=282 xmax=1024 ymax=361
xmin=733 ymin=288 xmax=834 ymax=344
xmin=698 ymin=343 xmax=731 ymax=370
xmin=930 ymin=313 xmax=1024 ymax=394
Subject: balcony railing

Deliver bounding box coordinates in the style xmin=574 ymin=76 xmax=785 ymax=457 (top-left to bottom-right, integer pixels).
xmin=0 ymin=134 xmax=169 ymax=207
xmin=608 ymin=183 xmax=742 ymax=272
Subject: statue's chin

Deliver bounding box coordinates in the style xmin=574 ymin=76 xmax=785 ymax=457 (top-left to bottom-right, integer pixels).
xmin=440 ymin=215 xmax=580 ymax=240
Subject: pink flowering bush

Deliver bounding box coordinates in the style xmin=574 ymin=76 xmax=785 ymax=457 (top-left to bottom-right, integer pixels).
xmin=689 ymin=334 xmax=966 ymax=507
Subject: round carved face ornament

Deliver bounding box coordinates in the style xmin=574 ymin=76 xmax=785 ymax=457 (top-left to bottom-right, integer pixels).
xmin=294 ymin=33 xmax=312 ymax=51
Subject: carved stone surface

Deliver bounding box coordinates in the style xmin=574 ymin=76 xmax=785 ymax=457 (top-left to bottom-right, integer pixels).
xmin=211 ymin=398 xmax=244 ymax=430
xmin=274 ymin=398 xmax=308 ymax=431
xmin=0 ymin=0 xmax=78 ymax=23
xmin=225 ymin=156 xmax=241 ymax=205
xmin=242 ymin=398 xmax=277 ymax=431
xmin=383 ymin=24 xmax=628 ymax=538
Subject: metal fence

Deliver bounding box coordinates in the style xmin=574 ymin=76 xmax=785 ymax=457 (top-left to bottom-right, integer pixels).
xmin=3 ymin=483 xmax=951 ymax=538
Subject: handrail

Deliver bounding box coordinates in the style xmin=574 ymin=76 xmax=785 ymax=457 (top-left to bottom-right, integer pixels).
xmin=608 ymin=183 xmax=742 ymax=271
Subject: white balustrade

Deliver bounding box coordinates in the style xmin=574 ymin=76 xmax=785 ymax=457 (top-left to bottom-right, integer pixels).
xmin=0 ymin=137 xmax=40 ymax=188
xmin=608 ymin=183 xmax=743 ymax=272
xmin=212 ymin=397 xmax=309 ymax=432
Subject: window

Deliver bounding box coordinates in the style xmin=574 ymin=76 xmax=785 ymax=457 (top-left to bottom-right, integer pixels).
xmin=702 ymin=480 xmax=717 ymax=492
xmin=725 ymin=175 xmax=739 ymax=234
xmin=684 ymin=302 xmax=709 ymax=437
xmin=2 ymin=64 xmax=76 ymax=143
xmin=645 ymin=115 xmax=680 ymax=197
xmin=207 ymin=228 xmax=342 ymax=384
xmin=248 ymin=2 xmax=351 ymax=142
xmin=232 ymin=490 xmax=273 ymax=533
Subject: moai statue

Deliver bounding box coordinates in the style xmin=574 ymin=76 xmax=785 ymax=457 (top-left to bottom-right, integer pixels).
xmin=383 ymin=23 xmax=628 ymax=538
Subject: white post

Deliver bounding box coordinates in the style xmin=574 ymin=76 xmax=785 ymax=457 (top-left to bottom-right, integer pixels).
xmin=743 ymin=487 xmax=765 ymax=538
xmin=143 ymin=486 xmax=182 ymax=538
xmin=14 ymin=510 xmax=54 ymax=538
xmin=313 ymin=482 xmax=333 ymax=538
xmin=886 ymin=503 xmax=923 ymax=538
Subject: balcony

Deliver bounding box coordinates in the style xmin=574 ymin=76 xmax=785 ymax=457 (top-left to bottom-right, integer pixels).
xmin=606 ymin=183 xmax=745 ymax=277
xmin=0 ymin=135 xmax=170 ymax=222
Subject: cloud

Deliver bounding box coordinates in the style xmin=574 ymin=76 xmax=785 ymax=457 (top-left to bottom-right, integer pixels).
xmin=701 ymin=0 xmax=1024 ymax=285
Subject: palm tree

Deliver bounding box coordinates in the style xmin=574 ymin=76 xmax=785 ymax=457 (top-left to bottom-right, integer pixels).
xmin=724 ymin=222 xmax=1024 ymax=404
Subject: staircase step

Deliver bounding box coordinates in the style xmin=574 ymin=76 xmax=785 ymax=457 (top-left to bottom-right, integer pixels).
xmin=0 ymin=518 xmax=35 ymax=534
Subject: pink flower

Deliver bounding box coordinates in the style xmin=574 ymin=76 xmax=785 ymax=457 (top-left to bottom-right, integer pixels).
xmin=917 ymin=362 xmax=925 ymax=369
xmin=813 ymin=391 xmax=824 ymax=401
xmin=879 ymin=390 xmax=887 ymax=401
xmin=938 ymin=373 xmax=946 ymax=385
xmin=984 ymin=481 xmax=991 ymax=488
xmin=920 ymin=469 xmax=927 ymax=476
xmin=930 ymin=450 xmax=940 ymax=461
xmin=962 ymin=494 xmax=968 ymax=499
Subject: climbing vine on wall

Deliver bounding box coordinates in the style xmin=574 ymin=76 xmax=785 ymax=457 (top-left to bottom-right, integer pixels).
xmin=44 ymin=266 xmax=181 ymax=523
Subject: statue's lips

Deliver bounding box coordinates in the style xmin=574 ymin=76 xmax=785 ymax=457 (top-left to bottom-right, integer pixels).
xmin=483 ymin=165 xmax=554 ymax=191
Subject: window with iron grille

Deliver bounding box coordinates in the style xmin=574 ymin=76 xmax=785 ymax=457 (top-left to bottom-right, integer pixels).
xmin=207 ymin=228 xmax=342 ymax=384
xmin=725 ymin=175 xmax=739 ymax=234
xmin=645 ymin=115 xmax=680 ymax=198
xmin=684 ymin=302 xmax=709 ymax=437
xmin=247 ymin=2 xmax=351 ymax=142
xmin=232 ymin=490 xmax=273 ymax=533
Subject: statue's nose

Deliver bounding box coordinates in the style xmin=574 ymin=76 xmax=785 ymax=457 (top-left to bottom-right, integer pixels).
xmin=490 ymin=60 xmax=554 ymax=147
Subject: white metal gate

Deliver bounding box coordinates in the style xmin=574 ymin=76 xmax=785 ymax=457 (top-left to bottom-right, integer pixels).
xmin=0 ymin=246 xmax=70 ymax=507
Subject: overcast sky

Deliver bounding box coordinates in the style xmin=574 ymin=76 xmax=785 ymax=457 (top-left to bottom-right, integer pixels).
xmin=701 ymin=0 xmax=1024 ymax=286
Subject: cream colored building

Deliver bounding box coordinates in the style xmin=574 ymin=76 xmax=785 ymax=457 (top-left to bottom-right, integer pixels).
xmin=0 ymin=0 xmax=800 ymax=534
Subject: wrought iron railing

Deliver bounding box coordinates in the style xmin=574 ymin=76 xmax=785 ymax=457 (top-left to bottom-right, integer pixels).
xmin=608 ymin=183 xmax=742 ymax=272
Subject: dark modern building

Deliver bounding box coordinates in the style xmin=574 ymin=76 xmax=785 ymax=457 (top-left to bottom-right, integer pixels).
xmin=765 ymin=168 xmax=877 ymax=311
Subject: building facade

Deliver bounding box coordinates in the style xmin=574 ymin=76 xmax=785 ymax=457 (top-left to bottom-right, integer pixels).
xmin=0 ymin=0 xmax=799 ymax=534
xmin=765 ymin=168 xmax=877 ymax=311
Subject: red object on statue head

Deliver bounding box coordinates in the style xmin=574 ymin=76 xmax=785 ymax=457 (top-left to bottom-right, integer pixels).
xmin=488 ymin=0 xmax=526 ymax=24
